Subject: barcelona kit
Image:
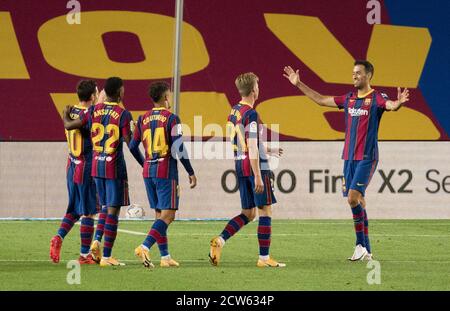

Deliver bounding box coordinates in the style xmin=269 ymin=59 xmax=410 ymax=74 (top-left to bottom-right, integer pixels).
xmin=65 ymin=105 xmax=97 ymax=216
xmin=80 ymin=102 xmax=132 ymax=207
xmin=334 ymin=89 xmax=388 ymax=196
xmin=227 ymin=102 xmax=276 ymax=209
xmin=133 ymin=107 xmax=194 ymax=210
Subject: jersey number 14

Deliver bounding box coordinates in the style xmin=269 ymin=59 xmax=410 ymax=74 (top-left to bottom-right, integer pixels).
xmin=143 ymin=128 xmax=169 ymax=157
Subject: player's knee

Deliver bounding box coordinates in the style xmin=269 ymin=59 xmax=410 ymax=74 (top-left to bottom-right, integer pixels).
xmin=247 ymin=213 xmax=256 ymax=222
xmin=360 ymin=200 xmax=366 ymax=209
xmin=166 ymin=215 xmax=175 ymax=224
xmin=242 ymin=209 xmax=256 ymax=222
xmin=258 ymin=205 xmax=272 ymax=217
xmin=347 ymin=195 xmax=359 ymax=207
xmin=160 ymin=210 xmax=176 ymax=224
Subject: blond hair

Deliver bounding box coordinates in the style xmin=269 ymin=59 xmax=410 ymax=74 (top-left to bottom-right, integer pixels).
xmin=235 ymin=72 xmax=259 ymax=97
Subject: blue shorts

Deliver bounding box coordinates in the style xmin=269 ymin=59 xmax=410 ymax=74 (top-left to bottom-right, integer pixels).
xmin=239 ymin=171 xmax=276 ymax=209
xmin=66 ymin=163 xmax=97 ymax=216
xmin=343 ymin=160 xmax=378 ymax=197
xmin=144 ymin=177 xmax=179 ymax=210
xmin=94 ymin=177 xmax=129 ymax=207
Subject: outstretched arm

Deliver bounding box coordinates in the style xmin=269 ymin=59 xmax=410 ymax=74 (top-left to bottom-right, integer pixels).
xmin=385 ymin=87 xmax=409 ymax=111
xmin=283 ymin=66 xmax=338 ymax=108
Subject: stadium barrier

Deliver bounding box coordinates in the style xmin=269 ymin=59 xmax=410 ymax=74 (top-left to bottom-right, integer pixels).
xmin=0 ymin=141 xmax=448 ymax=219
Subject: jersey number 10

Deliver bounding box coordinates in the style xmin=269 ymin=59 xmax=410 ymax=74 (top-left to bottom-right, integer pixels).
xmin=66 ymin=129 xmax=82 ymax=157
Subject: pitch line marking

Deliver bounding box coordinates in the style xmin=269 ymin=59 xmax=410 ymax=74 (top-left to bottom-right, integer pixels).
xmin=116 ymin=229 xmax=450 ymax=238
xmin=2 ymin=220 xmax=450 ymax=226
xmin=2 ymin=259 xmax=450 ymax=264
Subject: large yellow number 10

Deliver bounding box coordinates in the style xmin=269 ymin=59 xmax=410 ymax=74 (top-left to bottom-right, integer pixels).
xmin=143 ymin=128 xmax=168 ymax=156
xmin=66 ymin=129 xmax=82 ymax=157
xmin=91 ymin=123 xmax=120 ymax=154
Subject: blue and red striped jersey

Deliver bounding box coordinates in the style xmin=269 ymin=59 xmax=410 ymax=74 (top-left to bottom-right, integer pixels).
xmin=133 ymin=107 xmax=182 ymax=179
xmin=65 ymin=105 xmax=92 ymax=184
xmin=80 ymin=102 xmax=132 ymax=179
xmin=334 ymin=90 xmax=388 ymax=160
xmin=227 ymin=102 xmax=269 ymax=177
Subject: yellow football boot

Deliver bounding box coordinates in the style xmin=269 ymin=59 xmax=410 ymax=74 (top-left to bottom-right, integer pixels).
xmin=160 ymin=257 xmax=180 ymax=268
xmin=209 ymin=236 xmax=223 ymax=266
xmin=89 ymin=240 xmax=102 ymax=263
xmin=99 ymin=257 xmax=125 ymax=267
xmin=134 ymin=245 xmax=154 ymax=268
xmin=257 ymin=257 xmax=286 ymax=268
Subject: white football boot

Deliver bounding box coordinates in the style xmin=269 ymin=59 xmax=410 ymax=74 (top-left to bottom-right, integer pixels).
xmin=348 ymin=244 xmax=368 ymax=261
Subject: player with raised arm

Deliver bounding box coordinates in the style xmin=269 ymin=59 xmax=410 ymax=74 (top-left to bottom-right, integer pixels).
xmin=50 ymin=80 xmax=99 ymax=265
xmin=209 ymin=72 xmax=285 ymax=268
xmin=63 ymin=77 xmax=144 ymax=266
xmin=131 ymin=82 xmax=197 ymax=268
xmin=283 ymin=61 xmax=409 ymax=260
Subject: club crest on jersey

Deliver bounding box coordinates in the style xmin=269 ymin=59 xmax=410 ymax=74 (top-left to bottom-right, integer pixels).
xmin=364 ymin=98 xmax=372 ymax=106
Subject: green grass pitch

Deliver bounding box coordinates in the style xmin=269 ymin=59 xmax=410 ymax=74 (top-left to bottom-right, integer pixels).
xmin=0 ymin=219 xmax=449 ymax=290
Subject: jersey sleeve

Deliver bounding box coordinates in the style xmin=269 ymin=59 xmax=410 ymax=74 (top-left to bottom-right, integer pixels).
xmin=133 ymin=115 xmax=142 ymax=142
xmin=247 ymin=110 xmax=259 ymax=139
xmin=120 ymin=110 xmax=133 ymax=138
xmin=376 ymin=92 xmax=389 ymax=110
xmin=78 ymin=105 xmax=93 ymax=128
xmin=169 ymin=114 xmax=194 ymax=176
xmin=333 ymin=94 xmax=347 ymax=109
xmin=169 ymin=114 xmax=183 ymax=141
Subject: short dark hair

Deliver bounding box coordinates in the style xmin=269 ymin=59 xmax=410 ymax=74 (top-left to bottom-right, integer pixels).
xmin=148 ymin=81 xmax=170 ymax=103
xmin=354 ymin=60 xmax=374 ymax=78
xmin=104 ymin=77 xmax=123 ymax=100
xmin=76 ymin=80 xmax=97 ymax=101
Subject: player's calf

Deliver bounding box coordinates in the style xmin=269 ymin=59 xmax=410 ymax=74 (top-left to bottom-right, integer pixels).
xmin=80 ymin=216 xmax=95 ymax=259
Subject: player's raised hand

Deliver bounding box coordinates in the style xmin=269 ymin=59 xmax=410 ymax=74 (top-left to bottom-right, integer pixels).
xmin=189 ymin=175 xmax=197 ymax=189
xmin=397 ymin=87 xmax=409 ymax=105
xmin=96 ymin=89 xmax=107 ymax=104
xmin=254 ymin=175 xmax=264 ymax=194
xmin=283 ymin=66 xmax=300 ymax=86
